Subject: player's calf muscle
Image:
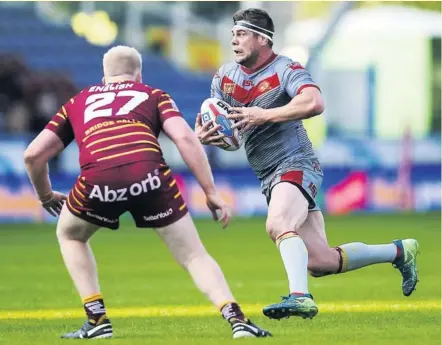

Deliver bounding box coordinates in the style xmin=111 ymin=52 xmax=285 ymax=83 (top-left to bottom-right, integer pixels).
xmin=293 ymin=210 xmax=340 ymax=276
xmin=307 ymin=253 xmax=340 ymax=277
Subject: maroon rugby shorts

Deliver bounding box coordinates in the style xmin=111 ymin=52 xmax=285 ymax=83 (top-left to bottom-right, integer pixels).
xmin=65 ymin=161 xmax=188 ymax=229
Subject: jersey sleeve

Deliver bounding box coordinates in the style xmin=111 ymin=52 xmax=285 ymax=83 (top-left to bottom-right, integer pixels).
xmin=44 ymin=103 xmax=74 ymax=147
xmin=157 ymin=91 xmax=183 ymax=125
xmin=280 ymin=61 xmax=321 ymax=99
xmin=210 ymin=70 xmax=224 ymax=100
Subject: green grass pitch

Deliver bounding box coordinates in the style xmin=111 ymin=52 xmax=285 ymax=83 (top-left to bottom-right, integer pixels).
xmin=0 ymin=212 xmax=440 ymax=344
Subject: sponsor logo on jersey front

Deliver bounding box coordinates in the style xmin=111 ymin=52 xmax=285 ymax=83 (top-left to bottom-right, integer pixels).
xmin=89 ymin=172 xmax=161 ymax=202
xmin=223 ymin=83 xmax=235 ymax=94
xmin=258 ymin=81 xmax=271 ymax=93
xmin=143 ymin=208 xmax=173 ymax=222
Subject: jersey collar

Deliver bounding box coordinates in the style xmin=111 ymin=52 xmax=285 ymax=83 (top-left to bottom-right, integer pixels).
xmin=240 ymin=52 xmax=277 ymax=75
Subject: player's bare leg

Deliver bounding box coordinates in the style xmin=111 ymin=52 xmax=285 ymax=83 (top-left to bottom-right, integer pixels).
xmin=297 ymin=211 xmax=419 ymax=297
xmin=154 ymin=213 xmax=271 ymax=338
xmin=262 ymin=183 xmax=318 ymax=320
xmin=56 ymin=204 xmax=112 ymax=339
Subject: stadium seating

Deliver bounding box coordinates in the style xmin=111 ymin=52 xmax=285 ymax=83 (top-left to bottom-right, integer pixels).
xmin=0 ymin=6 xmax=210 ymax=124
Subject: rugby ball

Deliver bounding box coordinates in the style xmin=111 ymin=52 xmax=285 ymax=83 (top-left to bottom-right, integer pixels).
xmin=200 ymin=98 xmax=243 ymax=151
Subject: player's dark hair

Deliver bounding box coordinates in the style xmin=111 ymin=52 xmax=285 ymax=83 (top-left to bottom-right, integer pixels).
xmin=232 ymin=8 xmax=274 ymax=47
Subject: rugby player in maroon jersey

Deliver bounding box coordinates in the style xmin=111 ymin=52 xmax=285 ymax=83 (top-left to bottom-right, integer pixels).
xmin=24 ymin=45 xmax=271 ymax=339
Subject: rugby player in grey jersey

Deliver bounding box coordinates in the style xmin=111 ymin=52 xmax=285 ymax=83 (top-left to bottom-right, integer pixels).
xmin=195 ymin=8 xmax=419 ymax=321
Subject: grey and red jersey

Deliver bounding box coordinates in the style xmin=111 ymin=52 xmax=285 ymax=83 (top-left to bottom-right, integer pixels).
xmin=45 ymin=81 xmax=182 ymax=173
xmin=211 ymin=53 xmax=320 ymax=179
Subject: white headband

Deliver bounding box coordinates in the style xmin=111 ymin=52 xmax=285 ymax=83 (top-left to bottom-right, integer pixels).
xmin=233 ymin=20 xmax=274 ymax=42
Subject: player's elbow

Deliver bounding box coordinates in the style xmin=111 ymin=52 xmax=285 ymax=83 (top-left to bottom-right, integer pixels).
xmin=24 ymin=146 xmax=43 ymax=165
xmin=24 ymin=147 xmax=37 ymax=164
xmin=309 ymin=96 xmax=324 ymax=117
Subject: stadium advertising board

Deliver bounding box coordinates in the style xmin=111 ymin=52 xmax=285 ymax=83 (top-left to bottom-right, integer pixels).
xmin=0 ymin=137 xmax=439 ymax=223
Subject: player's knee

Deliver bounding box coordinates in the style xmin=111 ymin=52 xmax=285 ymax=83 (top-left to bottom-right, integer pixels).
xmin=265 ymin=212 xmax=307 ymax=242
xmin=56 ymin=225 xmax=89 ymax=243
xmin=265 ymin=217 xmax=282 ymax=241
xmin=265 ymin=217 xmax=297 ymax=242
xmin=56 ymin=225 xmax=68 ymax=242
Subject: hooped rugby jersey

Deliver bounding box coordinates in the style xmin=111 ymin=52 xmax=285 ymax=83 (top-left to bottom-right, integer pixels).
xmin=45 ymin=82 xmax=183 ymax=172
xmin=211 ymin=53 xmax=321 ymax=179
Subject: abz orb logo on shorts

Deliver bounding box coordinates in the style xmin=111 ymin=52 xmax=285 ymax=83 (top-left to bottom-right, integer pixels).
xmin=143 ymin=208 xmax=173 ymax=222
xmin=89 ymin=172 xmax=162 ymax=202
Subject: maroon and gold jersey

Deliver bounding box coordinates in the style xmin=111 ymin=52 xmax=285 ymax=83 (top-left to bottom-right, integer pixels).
xmin=45 ymin=81 xmax=181 ymax=172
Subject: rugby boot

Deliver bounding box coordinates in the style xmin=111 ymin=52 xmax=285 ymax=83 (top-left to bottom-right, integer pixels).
xmin=61 ymin=317 xmax=113 ymax=339
xmin=263 ymin=293 xmax=318 ymax=320
xmin=393 ymin=239 xmax=420 ymax=296
xmin=229 ymin=318 xmax=272 ymax=339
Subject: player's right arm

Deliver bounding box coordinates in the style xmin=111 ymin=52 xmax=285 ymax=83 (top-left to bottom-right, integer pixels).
xmin=210 ymin=70 xmax=224 ymax=100
xmin=24 ymin=104 xmax=74 ymax=216
xmin=159 ymin=93 xmax=231 ymax=228
xmin=194 ymin=69 xmax=225 ymax=146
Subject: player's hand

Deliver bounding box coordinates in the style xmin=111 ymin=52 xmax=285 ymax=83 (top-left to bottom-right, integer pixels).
xmin=227 ymin=106 xmax=267 ymax=132
xmin=205 ymin=192 xmax=231 ymax=229
xmin=195 ymin=113 xmax=226 ymax=146
xmin=40 ymin=191 xmax=67 ymax=217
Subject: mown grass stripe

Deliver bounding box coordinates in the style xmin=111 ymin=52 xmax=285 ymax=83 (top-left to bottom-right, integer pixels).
xmin=1 ymin=301 xmax=439 ymax=320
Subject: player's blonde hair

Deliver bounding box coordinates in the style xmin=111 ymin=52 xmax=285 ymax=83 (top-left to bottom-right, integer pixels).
xmin=103 ymin=45 xmax=142 ymax=78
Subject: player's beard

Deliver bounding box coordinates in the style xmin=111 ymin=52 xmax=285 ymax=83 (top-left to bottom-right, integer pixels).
xmin=237 ymin=50 xmax=259 ymax=68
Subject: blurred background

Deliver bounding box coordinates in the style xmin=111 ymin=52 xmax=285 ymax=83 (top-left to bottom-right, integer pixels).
xmin=0 ymin=1 xmax=440 ymax=222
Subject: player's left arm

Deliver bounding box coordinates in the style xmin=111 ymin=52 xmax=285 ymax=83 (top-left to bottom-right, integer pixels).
xmin=228 ymin=63 xmax=324 ymax=129
xmin=264 ymin=63 xmax=324 ymax=123
xmin=210 ymin=71 xmax=223 ymax=100
xmin=159 ymin=92 xmax=230 ymax=227
xmin=264 ymin=88 xmax=323 ymax=123
xmin=194 ymin=69 xmax=225 ymax=146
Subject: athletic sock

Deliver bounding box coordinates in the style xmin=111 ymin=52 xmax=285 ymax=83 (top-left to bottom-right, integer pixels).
xmin=276 ymin=231 xmax=309 ymax=294
xmin=220 ymin=302 xmax=247 ymax=324
xmin=336 ymin=242 xmax=399 ymax=273
xmin=82 ymin=293 xmax=107 ymax=324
